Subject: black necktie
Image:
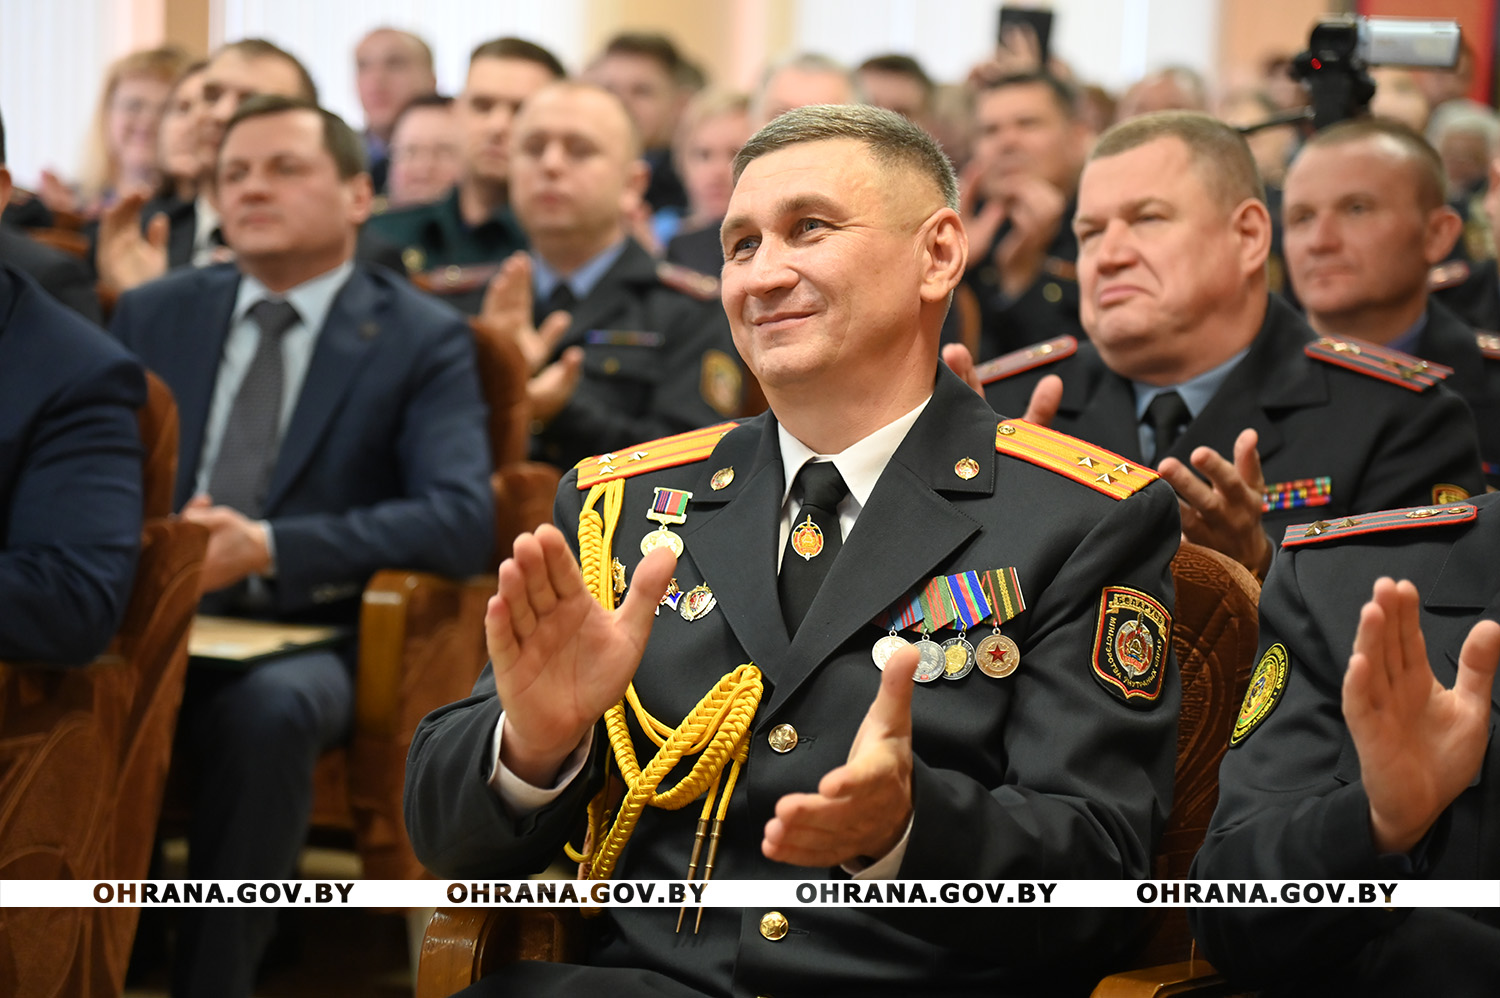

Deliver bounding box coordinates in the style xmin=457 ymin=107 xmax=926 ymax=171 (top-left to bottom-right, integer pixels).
xmin=535 ymin=282 xmax=577 ymax=326
xmin=1144 ymin=390 xmax=1191 ymax=465
xmin=778 ymin=461 xmax=850 ymax=637
xmin=207 ymin=299 xmax=301 ymax=517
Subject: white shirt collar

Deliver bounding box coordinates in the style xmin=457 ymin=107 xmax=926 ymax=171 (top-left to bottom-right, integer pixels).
xmin=776 ymin=396 xmax=932 ymax=512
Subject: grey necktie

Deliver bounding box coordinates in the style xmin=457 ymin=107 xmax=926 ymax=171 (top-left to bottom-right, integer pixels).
xmin=207 ymin=299 xmax=300 ymax=517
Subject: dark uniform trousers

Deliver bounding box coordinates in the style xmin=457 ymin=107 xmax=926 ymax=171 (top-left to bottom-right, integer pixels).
xmin=962 ymin=206 xmax=1084 ymax=361
xmin=406 ymin=366 xmax=1183 ymax=997
xmin=531 ymin=239 xmax=743 ymax=470
xmin=1189 ymin=491 xmax=1500 ymax=996
xmin=984 ymin=296 xmax=1486 ymax=545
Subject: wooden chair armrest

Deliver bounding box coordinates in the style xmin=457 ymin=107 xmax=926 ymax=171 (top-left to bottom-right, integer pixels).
xmin=1091 ymin=959 xmax=1246 ymax=998
xmin=417 ymin=907 xmax=586 ymax=998
xmin=355 ymin=569 xmax=493 ymax=737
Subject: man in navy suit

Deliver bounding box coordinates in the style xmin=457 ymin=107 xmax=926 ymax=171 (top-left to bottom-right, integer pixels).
xmin=110 ymin=95 xmax=492 ymax=998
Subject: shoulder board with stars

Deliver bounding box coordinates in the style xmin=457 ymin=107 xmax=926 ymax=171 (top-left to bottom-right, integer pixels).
xmin=655 ymin=261 xmax=720 ymax=301
xmin=1476 ymin=331 xmax=1500 ymax=362
xmin=1427 ymin=259 xmax=1471 ymax=291
xmin=994 ymin=419 xmax=1157 ymax=500
xmin=412 ymin=262 xmax=503 ymax=295
xmin=1282 ymin=502 xmax=1478 ymax=548
xmin=976 ymin=335 xmax=1078 ymax=385
xmin=575 ymin=421 xmax=738 ymax=489
xmin=1304 ymin=335 xmax=1452 ymax=392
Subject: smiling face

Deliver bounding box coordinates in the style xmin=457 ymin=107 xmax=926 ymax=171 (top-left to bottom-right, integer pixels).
xmin=217 ymin=108 xmax=371 ymax=286
xmin=719 ymin=137 xmax=953 ymax=396
xmin=1284 ymin=136 xmax=1456 ymax=325
xmin=1074 ymin=135 xmax=1267 ymax=382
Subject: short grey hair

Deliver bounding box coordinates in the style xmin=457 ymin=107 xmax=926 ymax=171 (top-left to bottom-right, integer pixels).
xmin=733 ymin=102 xmax=959 ymax=211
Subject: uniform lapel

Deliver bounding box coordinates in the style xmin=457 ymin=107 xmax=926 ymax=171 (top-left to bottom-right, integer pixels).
xmin=678 ymin=418 xmax=791 ymax=675
xmin=553 ymin=241 xmax=654 ymax=355
xmin=1170 ymin=297 xmax=1326 ymax=467
xmin=761 ymin=367 xmax=991 ymax=719
xmin=1419 ymin=300 xmax=1485 ymax=396
xmin=263 ymin=267 xmax=382 ymax=511
xmin=1059 ymin=359 xmax=1143 ymax=461
xmin=1425 ymin=497 xmax=1500 ymax=709
xmin=173 ymin=269 xmax=240 ymax=509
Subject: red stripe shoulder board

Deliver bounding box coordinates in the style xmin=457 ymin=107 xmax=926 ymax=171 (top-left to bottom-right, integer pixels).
xmin=977 ymin=336 xmax=1077 ymax=386
xmin=1304 ymin=335 xmax=1452 ymax=391
xmin=994 ymin=419 xmax=1157 ymax=500
xmin=1282 ymin=502 xmax=1478 ymax=548
xmin=576 ymin=422 xmax=738 ymax=489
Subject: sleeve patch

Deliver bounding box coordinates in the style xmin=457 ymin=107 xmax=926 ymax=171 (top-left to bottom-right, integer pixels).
xmin=1230 ymin=643 xmax=1289 ymax=747
xmin=1091 ymin=587 xmax=1170 ymax=708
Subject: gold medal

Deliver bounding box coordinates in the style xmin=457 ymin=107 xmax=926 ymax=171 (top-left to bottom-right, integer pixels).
xmin=941 ymin=634 xmax=976 ymax=680
xmin=790 ymin=515 xmax=824 ymax=560
xmin=640 ymin=526 xmax=684 ymax=557
xmin=975 ymin=632 xmax=1020 ymax=679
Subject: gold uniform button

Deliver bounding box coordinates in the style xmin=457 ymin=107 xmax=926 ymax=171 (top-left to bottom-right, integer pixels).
xmin=602 ymin=357 xmax=621 ymax=375
xmin=766 ymin=723 xmax=798 ymax=753
xmin=759 ymin=910 xmax=789 ymax=940
xmin=1042 ymin=282 xmax=1062 ymax=303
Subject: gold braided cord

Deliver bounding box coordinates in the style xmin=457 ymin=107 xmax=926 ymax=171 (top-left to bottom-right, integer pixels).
xmin=562 ymin=478 xmax=763 ymax=887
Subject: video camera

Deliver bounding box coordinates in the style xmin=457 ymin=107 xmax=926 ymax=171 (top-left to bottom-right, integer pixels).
xmin=1243 ymin=15 xmax=1462 ymax=137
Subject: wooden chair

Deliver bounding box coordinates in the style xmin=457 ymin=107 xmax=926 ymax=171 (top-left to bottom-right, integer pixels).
xmin=25 ymin=227 xmax=90 ymax=261
xmin=303 ymin=318 xmax=562 ymax=881
xmin=1088 ymin=541 xmax=1262 ymax=997
xmin=0 ymin=374 xmax=208 ymax=998
xmin=412 ymin=541 xmax=1264 ymax=997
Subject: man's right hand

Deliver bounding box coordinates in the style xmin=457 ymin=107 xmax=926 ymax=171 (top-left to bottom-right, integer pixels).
xmin=1345 ymin=577 xmax=1500 ymax=855
xmin=490 ymin=524 xmax=677 ymax=787
xmin=481 ymin=251 xmax=573 ymax=376
xmin=96 ymin=190 xmax=168 ymax=292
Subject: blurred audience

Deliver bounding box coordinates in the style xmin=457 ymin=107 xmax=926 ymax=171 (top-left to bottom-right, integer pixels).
xmin=155 ymin=62 xmax=210 ymax=206
xmin=384 ymin=94 xmax=461 ymax=209
xmin=1115 ymin=65 xmax=1208 ymax=121
xmin=354 ymin=27 xmax=438 ymax=194
xmin=588 ymin=32 xmax=692 ymax=219
xmin=753 ymin=53 xmax=855 ymax=126
xmin=40 ymin=46 xmax=190 ymax=219
xmin=857 ymin=53 xmax=936 ymax=132
xmin=663 ymin=90 xmax=750 ymax=277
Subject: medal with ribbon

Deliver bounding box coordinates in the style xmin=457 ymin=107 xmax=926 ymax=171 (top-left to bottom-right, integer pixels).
xmin=641 ymin=487 xmax=693 ymax=557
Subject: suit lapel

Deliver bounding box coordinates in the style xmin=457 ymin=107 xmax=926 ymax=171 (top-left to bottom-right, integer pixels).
xmin=263 ymin=268 xmax=382 ymax=511
xmin=761 ymin=367 xmax=991 ymax=719
xmin=173 ymin=270 xmax=240 ymax=509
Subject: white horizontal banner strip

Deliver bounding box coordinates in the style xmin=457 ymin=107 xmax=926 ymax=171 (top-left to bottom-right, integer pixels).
xmin=3 ymin=880 xmax=1497 ymax=909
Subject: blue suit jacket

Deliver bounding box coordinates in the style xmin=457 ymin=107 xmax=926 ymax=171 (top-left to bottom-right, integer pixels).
xmin=110 ymin=262 xmax=494 ymax=622
xmin=0 ymin=263 xmax=144 ymax=663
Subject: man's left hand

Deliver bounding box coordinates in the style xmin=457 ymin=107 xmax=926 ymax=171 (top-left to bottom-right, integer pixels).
xmin=1157 ymin=427 xmax=1272 ymax=577
xmin=762 ymin=644 xmax=916 ymax=867
xmin=180 ymin=495 xmax=272 ymax=592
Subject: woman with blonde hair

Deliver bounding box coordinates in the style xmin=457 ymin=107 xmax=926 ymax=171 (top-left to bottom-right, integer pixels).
xmin=40 ymin=45 xmax=189 ymax=216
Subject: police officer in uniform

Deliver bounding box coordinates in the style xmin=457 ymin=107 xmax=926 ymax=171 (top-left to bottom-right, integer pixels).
xmin=980 ymin=112 xmax=1484 ymax=579
xmin=1190 ymin=496 xmax=1500 ymax=995
xmin=365 ymin=38 xmax=564 ymax=293
xmin=406 ymin=104 xmax=1183 ymax=996
xmin=492 ymin=82 xmax=743 ymax=469
xmin=1282 ymin=117 xmax=1500 ymax=489
xmin=961 ymin=72 xmax=1091 ymax=360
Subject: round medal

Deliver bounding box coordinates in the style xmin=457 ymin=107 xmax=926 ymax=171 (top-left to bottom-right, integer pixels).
xmin=790 ymin=515 xmax=824 ymax=560
xmin=871 ymin=633 xmax=911 ymax=671
xmin=941 ymin=635 xmax=976 ymax=680
xmin=975 ymin=633 xmax=1021 ymax=679
xmin=911 ymin=638 xmax=946 ymax=683
xmin=640 ymin=526 xmax=684 ymax=558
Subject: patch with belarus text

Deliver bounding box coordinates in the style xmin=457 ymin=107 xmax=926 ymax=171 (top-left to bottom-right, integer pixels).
xmin=1230 ymin=643 xmax=1289 ymax=747
xmin=1091 ymin=587 xmax=1170 ymax=707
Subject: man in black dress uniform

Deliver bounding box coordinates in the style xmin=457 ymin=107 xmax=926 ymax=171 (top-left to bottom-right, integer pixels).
xmin=1191 ymin=495 xmax=1500 ymax=995
xmin=981 ymin=112 xmax=1484 ymax=581
xmin=406 ymin=104 xmax=1185 ymax=996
